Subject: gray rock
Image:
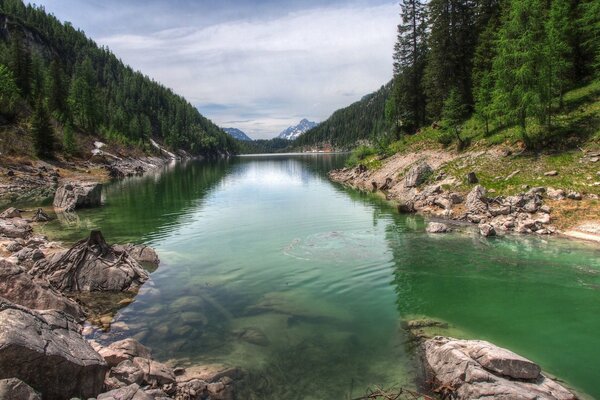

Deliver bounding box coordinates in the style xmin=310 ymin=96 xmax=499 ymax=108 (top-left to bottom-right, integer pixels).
xmin=426 ymin=222 xmax=451 ymax=233
xmin=466 ymin=172 xmax=478 ymax=184
xmin=0 ymin=218 xmax=32 ymax=238
xmin=5 ymin=241 xmax=22 ymax=252
xmin=0 ymin=260 xmax=84 ymax=320
xmin=0 ymin=298 xmax=107 ymax=400
xmin=0 ymin=207 xmax=21 ymax=218
xmin=479 ymin=223 xmax=496 ymax=237
xmin=98 ymin=338 xmax=153 ymax=367
xmin=113 ymin=244 xmax=160 ymax=266
xmin=546 ymin=187 xmax=566 ymax=200
xmin=31 ymin=230 xmax=149 ymax=292
xmin=13 ymin=246 xmax=44 ymax=263
xmin=449 ymin=193 xmax=464 ymax=205
xmin=466 ymin=185 xmax=488 ymax=215
xmin=404 ymin=162 xmax=433 ymax=188
xmin=567 ymin=191 xmax=582 ymax=200
xmin=97 ymin=384 xmax=153 ymax=400
xmin=424 ymin=336 xmax=575 ymax=400
xmin=53 ymin=181 xmax=102 ymax=212
xmin=0 ymin=378 xmax=41 ymax=400
xmin=132 ymin=357 xmax=176 ymax=386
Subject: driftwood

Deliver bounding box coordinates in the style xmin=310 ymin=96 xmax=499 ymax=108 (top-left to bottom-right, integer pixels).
xmin=351 ymin=385 xmax=435 ymax=400
xmin=32 ymin=230 xmax=149 ymax=292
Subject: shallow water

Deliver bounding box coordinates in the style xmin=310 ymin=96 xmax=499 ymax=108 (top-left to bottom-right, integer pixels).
xmin=37 ymin=154 xmax=600 ymax=398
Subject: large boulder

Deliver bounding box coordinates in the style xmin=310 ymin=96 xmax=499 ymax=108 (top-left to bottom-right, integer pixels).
xmin=113 ymin=244 xmax=160 ymax=266
xmin=53 ymin=181 xmax=102 ymax=212
xmin=0 ymin=207 xmax=22 ymax=218
xmin=426 ymin=222 xmax=451 ymax=233
xmin=0 ymin=260 xmax=84 ymax=320
xmin=0 ymin=378 xmax=41 ymax=400
xmin=98 ymin=338 xmax=153 ymax=367
xmin=423 ymin=336 xmax=576 ymax=400
xmin=404 ymin=162 xmax=433 ymax=188
xmin=31 ymin=230 xmax=149 ymax=292
xmin=0 ymin=298 xmax=108 ymax=400
xmin=466 ymin=185 xmax=488 ymax=215
xmin=0 ymin=218 xmax=32 ymax=238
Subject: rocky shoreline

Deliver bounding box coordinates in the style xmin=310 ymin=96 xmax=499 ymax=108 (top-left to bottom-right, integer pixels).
xmin=0 ymin=186 xmax=239 ymax=399
xmin=329 ymin=150 xmax=600 ymax=243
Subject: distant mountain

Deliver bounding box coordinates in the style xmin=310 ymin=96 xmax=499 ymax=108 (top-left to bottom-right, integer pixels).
xmin=277 ymin=119 xmax=318 ymax=140
xmin=223 ymin=128 xmax=253 ymax=141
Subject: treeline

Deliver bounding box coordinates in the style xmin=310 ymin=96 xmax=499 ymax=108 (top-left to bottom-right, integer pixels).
xmin=388 ymin=0 xmax=599 ymax=147
xmin=236 ymin=138 xmax=292 ymax=154
xmin=0 ymin=0 xmax=237 ymax=158
xmin=294 ymin=83 xmax=392 ymax=149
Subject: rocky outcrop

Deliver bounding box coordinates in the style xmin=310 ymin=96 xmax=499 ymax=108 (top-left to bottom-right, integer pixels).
xmin=113 ymin=244 xmax=160 ymax=266
xmin=53 ymin=181 xmax=102 ymax=212
xmin=31 ymin=230 xmax=149 ymax=292
xmin=423 ymin=336 xmax=576 ymax=400
xmin=0 ymin=260 xmax=84 ymax=320
xmin=0 ymin=378 xmax=41 ymax=400
xmin=0 ymin=298 xmax=108 ymax=400
xmin=405 ymin=162 xmax=433 ymax=188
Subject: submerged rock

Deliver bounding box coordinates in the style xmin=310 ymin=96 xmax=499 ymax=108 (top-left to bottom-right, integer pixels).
xmin=0 ymin=298 xmax=107 ymax=400
xmin=423 ymin=336 xmax=576 ymax=400
xmin=0 ymin=260 xmax=84 ymax=320
xmin=479 ymin=223 xmax=496 ymax=237
xmin=426 ymin=222 xmax=451 ymax=233
xmin=31 ymin=230 xmax=149 ymax=292
xmin=53 ymin=181 xmax=102 ymax=212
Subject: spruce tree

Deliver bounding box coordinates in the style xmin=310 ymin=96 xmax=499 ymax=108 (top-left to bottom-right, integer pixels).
xmin=8 ymin=32 xmax=32 ymax=99
xmin=442 ymin=88 xmax=468 ymax=147
xmin=472 ymin=14 xmax=499 ymax=136
xmin=391 ymin=0 xmax=428 ymax=133
xmin=47 ymin=59 xmax=68 ymax=118
xmin=31 ymin=98 xmax=55 ymax=158
xmin=68 ymin=57 xmax=99 ymax=132
xmin=545 ymin=0 xmax=573 ymax=111
xmin=0 ymin=64 xmax=20 ymax=116
xmin=63 ymin=122 xmax=76 ymax=155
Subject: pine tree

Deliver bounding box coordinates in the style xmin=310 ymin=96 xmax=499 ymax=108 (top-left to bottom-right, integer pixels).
xmin=545 ymin=0 xmax=573 ymax=111
xmin=63 ymin=122 xmax=76 ymax=155
xmin=423 ymin=0 xmax=478 ymax=120
xmin=442 ymin=88 xmax=468 ymax=147
xmin=31 ymin=98 xmax=55 ymax=158
xmin=0 ymin=64 xmax=20 ymax=116
xmin=391 ymin=0 xmax=428 ymax=133
xmin=8 ymin=32 xmax=32 ymax=99
xmin=577 ymin=0 xmax=599 ymax=77
xmin=68 ymin=57 xmax=99 ymax=132
xmin=492 ymin=0 xmax=547 ymax=139
xmin=47 ymin=59 xmax=68 ymax=118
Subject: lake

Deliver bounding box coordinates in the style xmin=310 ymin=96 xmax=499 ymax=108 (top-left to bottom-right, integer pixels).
xmin=36 ymin=154 xmax=600 ymax=399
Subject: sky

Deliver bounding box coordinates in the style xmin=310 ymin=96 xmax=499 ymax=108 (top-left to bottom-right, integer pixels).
xmin=29 ymin=0 xmax=398 ymax=139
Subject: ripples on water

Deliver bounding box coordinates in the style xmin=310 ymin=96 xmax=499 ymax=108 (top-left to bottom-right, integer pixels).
xmin=36 ymin=154 xmax=600 ymax=399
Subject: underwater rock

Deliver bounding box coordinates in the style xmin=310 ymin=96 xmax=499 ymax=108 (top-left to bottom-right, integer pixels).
xmin=426 ymin=222 xmax=451 ymax=233
xmin=235 ymin=327 xmax=270 ymax=346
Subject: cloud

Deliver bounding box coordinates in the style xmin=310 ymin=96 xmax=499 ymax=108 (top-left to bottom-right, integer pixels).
xmin=31 ymin=1 xmax=398 ymax=139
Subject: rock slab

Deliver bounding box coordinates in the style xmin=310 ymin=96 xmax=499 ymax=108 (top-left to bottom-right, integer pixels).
xmin=53 ymin=181 xmax=102 ymax=212
xmin=423 ymin=336 xmax=576 ymax=400
xmin=0 ymin=298 xmax=107 ymax=400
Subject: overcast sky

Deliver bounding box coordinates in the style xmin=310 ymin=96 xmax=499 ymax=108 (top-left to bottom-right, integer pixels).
xmin=29 ymin=0 xmax=398 ymax=139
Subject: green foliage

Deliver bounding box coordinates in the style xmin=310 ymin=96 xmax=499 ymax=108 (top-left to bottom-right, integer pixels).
xmin=68 ymin=57 xmax=99 ymax=133
xmin=440 ymin=89 xmax=468 ymax=148
xmin=578 ymin=0 xmax=600 ymax=76
xmin=8 ymin=31 xmax=31 ymax=99
xmin=345 ymin=145 xmax=377 ymax=168
xmin=31 ymin=97 xmax=54 ymax=158
xmin=0 ymin=64 xmax=20 ymax=115
xmin=237 ymin=138 xmax=291 ymax=154
xmin=62 ymin=122 xmax=76 ymax=155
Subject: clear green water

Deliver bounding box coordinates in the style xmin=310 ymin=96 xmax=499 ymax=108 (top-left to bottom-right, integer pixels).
xmin=36 ymin=155 xmax=600 ymax=399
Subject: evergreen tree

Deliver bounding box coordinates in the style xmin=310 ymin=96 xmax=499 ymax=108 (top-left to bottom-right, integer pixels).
xmin=31 ymin=98 xmax=54 ymax=158
xmin=63 ymin=122 xmax=76 ymax=155
xmin=423 ymin=0 xmax=478 ymax=120
xmin=492 ymin=0 xmax=547 ymax=138
xmin=390 ymin=0 xmax=428 ymax=133
xmin=47 ymin=59 xmax=68 ymax=118
xmin=441 ymin=88 xmax=468 ymax=147
xmin=577 ymin=0 xmax=600 ymax=77
xmin=545 ymin=0 xmax=573 ymax=110
xmin=68 ymin=57 xmax=99 ymax=132
xmin=8 ymin=32 xmax=32 ymax=99
xmin=0 ymin=64 xmax=20 ymax=116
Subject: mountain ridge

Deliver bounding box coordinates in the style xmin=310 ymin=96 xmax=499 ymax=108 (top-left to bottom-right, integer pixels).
xmin=277 ymin=119 xmax=318 ymax=140
xmin=223 ymin=128 xmax=252 ymax=141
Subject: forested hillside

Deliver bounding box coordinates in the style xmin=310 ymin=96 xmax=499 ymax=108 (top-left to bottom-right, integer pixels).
xmin=387 ymin=0 xmax=599 ymax=148
xmin=0 ymin=0 xmax=237 ymax=159
xmin=294 ymin=83 xmax=391 ymax=149
xmin=296 ymin=0 xmax=598 ymax=152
